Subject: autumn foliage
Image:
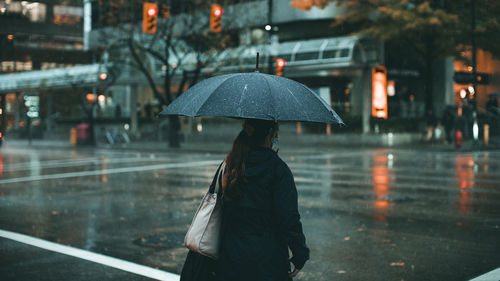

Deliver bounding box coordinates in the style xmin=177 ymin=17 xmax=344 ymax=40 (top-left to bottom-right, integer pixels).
xmin=290 ymin=0 xmax=329 ymax=10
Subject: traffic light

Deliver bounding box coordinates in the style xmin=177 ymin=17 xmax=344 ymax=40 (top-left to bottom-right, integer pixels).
xmin=99 ymin=72 xmax=108 ymax=81
xmin=275 ymin=58 xmax=286 ymax=76
xmin=142 ymin=2 xmax=158 ymax=34
xmin=210 ymin=4 xmax=223 ymax=33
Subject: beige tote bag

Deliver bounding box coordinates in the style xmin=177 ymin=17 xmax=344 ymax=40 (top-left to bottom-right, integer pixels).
xmin=184 ymin=162 xmax=225 ymax=259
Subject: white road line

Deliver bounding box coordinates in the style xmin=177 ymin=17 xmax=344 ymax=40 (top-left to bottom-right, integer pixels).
xmin=0 ymin=160 xmax=220 ymax=185
xmin=4 ymin=156 xmax=151 ymax=172
xmin=0 ymin=229 xmax=180 ymax=281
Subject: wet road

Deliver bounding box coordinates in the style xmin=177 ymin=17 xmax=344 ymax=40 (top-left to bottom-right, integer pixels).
xmin=0 ymin=145 xmax=499 ymax=281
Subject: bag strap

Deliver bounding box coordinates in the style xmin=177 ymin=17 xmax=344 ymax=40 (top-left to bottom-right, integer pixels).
xmin=209 ymin=161 xmax=225 ymax=194
xmin=216 ymin=162 xmax=226 ymax=194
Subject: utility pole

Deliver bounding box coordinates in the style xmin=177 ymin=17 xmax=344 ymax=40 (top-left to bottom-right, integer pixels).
xmin=267 ymin=0 xmax=273 ymax=74
xmin=471 ymin=0 xmax=479 ymax=144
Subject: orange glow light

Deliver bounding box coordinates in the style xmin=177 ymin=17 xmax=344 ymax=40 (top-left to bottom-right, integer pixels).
xmin=276 ymin=58 xmax=286 ymax=69
xmin=86 ymin=93 xmax=96 ymax=102
xmin=372 ymin=66 xmax=388 ymax=119
xmin=455 ymin=155 xmax=475 ymax=214
xmin=372 ymin=154 xmax=391 ymax=210
xmin=374 ymin=200 xmax=389 ymax=209
xmin=7 ymin=34 xmax=14 ymax=40
xmin=99 ymin=72 xmax=108 ymax=80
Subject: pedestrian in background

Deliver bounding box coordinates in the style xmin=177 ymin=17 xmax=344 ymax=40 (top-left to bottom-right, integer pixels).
xmin=425 ymin=109 xmax=438 ymax=142
xmin=216 ymin=119 xmax=310 ymax=281
xmin=442 ymin=106 xmax=455 ymax=145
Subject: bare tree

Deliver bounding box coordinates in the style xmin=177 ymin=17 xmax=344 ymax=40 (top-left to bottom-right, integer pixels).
xmin=91 ymin=0 xmax=237 ymax=147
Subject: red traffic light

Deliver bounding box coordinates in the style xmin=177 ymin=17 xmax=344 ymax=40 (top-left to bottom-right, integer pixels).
xmin=147 ymin=7 xmax=158 ymax=17
xmin=213 ymin=7 xmax=223 ymax=17
xmin=276 ymin=58 xmax=286 ymax=69
xmin=99 ymin=72 xmax=108 ymax=80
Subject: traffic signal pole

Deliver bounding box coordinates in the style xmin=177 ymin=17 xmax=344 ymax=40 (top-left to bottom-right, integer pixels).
xmin=471 ymin=0 xmax=479 ymax=144
xmin=267 ymin=0 xmax=273 ymax=74
xmin=0 ymin=94 xmax=5 ymax=146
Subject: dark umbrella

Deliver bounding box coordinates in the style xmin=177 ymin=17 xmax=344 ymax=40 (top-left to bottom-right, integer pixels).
xmin=160 ymin=72 xmax=343 ymax=124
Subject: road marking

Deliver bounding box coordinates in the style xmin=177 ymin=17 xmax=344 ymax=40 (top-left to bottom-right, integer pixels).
xmin=0 ymin=160 xmax=220 ymax=185
xmin=0 ymin=229 xmax=180 ymax=281
xmin=4 ymin=156 xmax=144 ymax=172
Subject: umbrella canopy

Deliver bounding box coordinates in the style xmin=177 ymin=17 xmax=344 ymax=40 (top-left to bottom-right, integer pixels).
xmin=160 ymin=72 xmax=344 ymax=124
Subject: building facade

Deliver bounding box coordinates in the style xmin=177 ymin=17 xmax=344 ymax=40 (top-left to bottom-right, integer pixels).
xmin=0 ymin=0 xmax=499 ymax=141
xmin=0 ymin=0 xmax=91 ymax=138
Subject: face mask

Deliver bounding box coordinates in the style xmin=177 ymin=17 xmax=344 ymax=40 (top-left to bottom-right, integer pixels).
xmin=271 ymin=133 xmax=279 ymax=153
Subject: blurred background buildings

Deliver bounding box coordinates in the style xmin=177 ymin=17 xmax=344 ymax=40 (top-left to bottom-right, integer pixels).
xmin=0 ymin=0 xmax=499 ymax=145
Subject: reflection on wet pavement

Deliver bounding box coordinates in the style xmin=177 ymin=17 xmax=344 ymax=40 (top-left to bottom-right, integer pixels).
xmin=0 ymin=146 xmax=499 ymax=280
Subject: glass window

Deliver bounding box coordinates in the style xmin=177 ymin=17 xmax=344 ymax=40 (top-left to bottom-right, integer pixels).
xmin=0 ymin=1 xmax=47 ymax=22
xmin=53 ymin=5 xmax=82 ymax=25
xmin=295 ymin=51 xmax=319 ymax=61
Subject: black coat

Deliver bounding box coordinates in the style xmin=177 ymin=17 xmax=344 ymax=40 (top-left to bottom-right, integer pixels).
xmin=216 ymin=147 xmax=310 ymax=281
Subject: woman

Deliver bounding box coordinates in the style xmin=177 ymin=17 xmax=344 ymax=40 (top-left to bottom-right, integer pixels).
xmin=216 ymin=119 xmax=310 ymax=281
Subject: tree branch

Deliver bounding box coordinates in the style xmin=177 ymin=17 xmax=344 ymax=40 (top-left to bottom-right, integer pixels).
xmin=128 ymin=37 xmax=167 ymax=106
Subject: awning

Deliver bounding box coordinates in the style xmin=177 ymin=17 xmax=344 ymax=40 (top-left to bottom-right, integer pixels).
xmin=191 ymin=35 xmax=382 ymax=77
xmin=0 ymin=64 xmax=104 ymax=93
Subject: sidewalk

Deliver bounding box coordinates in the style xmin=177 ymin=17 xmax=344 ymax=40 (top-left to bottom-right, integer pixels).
xmin=3 ymin=119 xmax=498 ymax=153
xmin=2 ymin=132 xmax=495 ymax=154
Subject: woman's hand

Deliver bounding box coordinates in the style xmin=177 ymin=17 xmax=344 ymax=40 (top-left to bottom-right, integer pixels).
xmin=288 ymin=268 xmax=300 ymax=278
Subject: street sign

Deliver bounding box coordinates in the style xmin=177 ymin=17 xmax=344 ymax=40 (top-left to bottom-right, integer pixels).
xmin=24 ymin=95 xmax=39 ymax=118
xmin=454 ymin=71 xmax=490 ymax=85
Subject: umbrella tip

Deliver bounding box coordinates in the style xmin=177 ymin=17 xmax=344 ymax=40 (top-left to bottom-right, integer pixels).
xmin=256 ymin=52 xmax=260 ymax=72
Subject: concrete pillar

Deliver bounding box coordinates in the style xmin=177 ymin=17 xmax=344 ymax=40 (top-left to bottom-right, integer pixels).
xmin=350 ymin=68 xmax=372 ymax=133
xmin=350 ymin=73 xmax=363 ymax=117
xmin=433 ymin=56 xmax=455 ymax=116
xmin=444 ymin=56 xmax=455 ymax=106
xmin=361 ymin=68 xmax=372 ymax=134
xmin=45 ymin=3 xmax=54 ymax=24
xmin=46 ymin=93 xmax=53 ymax=131
xmin=83 ymin=0 xmax=92 ymax=51
xmin=14 ymin=92 xmax=20 ymax=129
xmin=128 ymin=85 xmax=138 ymax=137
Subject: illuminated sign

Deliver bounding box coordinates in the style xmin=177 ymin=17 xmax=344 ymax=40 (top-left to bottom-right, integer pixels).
xmin=24 ymin=95 xmax=39 ymax=118
xmin=372 ymin=66 xmax=388 ymax=119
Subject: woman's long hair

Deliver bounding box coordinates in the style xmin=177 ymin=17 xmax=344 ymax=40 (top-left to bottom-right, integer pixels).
xmin=222 ymin=119 xmax=277 ymax=199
